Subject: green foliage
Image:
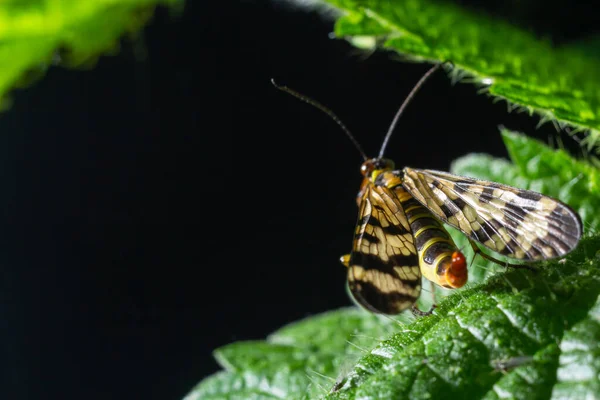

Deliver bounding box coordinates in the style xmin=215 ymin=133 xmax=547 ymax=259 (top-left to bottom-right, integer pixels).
xmin=323 ymin=235 xmax=600 ymax=399
xmin=0 ymin=0 xmax=181 ymax=107
xmin=553 ymin=296 xmax=600 ymax=398
xmin=184 ymin=308 xmax=400 ymax=399
xmin=322 ymin=0 xmax=600 ymax=151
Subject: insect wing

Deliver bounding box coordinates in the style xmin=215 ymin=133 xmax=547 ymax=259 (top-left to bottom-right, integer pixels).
xmin=347 ymin=183 xmax=421 ymax=314
xmin=402 ymin=168 xmax=582 ymax=261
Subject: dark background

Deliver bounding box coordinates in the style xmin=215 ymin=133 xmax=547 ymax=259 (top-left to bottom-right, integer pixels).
xmin=0 ymin=1 xmax=596 ymax=399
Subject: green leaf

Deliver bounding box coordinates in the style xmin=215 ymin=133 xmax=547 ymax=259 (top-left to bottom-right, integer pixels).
xmin=553 ymin=295 xmax=600 ymax=399
xmin=319 ymin=0 xmax=600 ymax=150
xmin=0 ymin=0 xmax=182 ymax=108
xmin=185 ymin=308 xmax=400 ymax=400
xmin=324 ymin=234 xmax=600 ymax=399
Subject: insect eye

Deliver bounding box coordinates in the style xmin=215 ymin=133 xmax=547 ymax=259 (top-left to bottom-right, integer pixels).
xmin=360 ymin=160 xmax=375 ymax=177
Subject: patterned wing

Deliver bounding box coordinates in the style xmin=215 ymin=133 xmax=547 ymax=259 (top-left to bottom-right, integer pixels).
xmin=402 ymin=168 xmax=583 ymax=261
xmin=347 ymin=182 xmax=421 ymax=314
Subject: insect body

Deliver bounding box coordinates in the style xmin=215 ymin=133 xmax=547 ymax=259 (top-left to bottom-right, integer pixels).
xmin=341 ymin=158 xmax=581 ymax=315
xmin=272 ymin=63 xmax=582 ymax=315
xmin=341 ymin=160 xmax=468 ymax=314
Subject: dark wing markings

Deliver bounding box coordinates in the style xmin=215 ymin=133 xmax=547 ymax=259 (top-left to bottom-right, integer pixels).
xmin=402 ymin=168 xmax=582 ymax=261
xmin=347 ymin=184 xmax=421 ymax=314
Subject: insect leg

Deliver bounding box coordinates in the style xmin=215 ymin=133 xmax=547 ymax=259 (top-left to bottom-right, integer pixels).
xmin=468 ymin=240 xmax=537 ymax=272
xmin=411 ymin=303 xmax=436 ymax=317
xmin=411 ymin=281 xmax=437 ymax=317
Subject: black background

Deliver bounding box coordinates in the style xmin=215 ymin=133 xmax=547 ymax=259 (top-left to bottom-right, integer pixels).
xmin=0 ymin=1 xmax=597 ymax=399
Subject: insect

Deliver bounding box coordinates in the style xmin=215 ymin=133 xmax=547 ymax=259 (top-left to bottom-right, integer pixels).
xmin=272 ymin=63 xmax=583 ymax=315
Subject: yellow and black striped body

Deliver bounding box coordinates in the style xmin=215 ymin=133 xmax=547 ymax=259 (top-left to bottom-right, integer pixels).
xmin=343 ymin=159 xmax=467 ymax=315
xmin=375 ymin=171 xmax=467 ymax=290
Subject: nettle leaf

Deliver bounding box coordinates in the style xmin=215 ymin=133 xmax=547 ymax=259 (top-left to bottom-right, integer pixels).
xmin=0 ymin=0 xmax=181 ymax=108
xmin=316 ymin=0 xmax=600 ymax=150
xmin=185 ymin=308 xmax=401 ymax=400
xmin=553 ymin=295 xmax=600 ymax=399
xmin=324 ymin=235 xmax=600 ymax=399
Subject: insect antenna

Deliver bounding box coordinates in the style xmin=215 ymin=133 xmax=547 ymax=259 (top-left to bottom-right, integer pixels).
xmin=378 ymin=61 xmax=453 ymax=158
xmin=271 ymin=79 xmax=368 ymax=161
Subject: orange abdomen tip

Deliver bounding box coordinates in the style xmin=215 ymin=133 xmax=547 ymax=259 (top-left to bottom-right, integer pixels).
xmin=446 ymin=251 xmax=468 ymax=288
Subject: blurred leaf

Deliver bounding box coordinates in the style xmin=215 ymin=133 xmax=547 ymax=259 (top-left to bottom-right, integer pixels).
xmin=552 ymin=295 xmax=600 ymax=399
xmin=0 ymin=0 xmax=182 ymax=107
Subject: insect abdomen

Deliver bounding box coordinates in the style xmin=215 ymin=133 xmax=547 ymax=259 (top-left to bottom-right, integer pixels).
xmin=375 ymin=170 xmax=468 ymax=289
xmin=401 ymin=194 xmax=467 ymax=289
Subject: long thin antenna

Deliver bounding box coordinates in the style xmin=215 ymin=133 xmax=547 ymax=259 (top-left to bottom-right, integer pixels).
xmin=378 ymin=62 xmax=451 ymax=158
xmin=271 ymin=79 xmax=368 ymax=161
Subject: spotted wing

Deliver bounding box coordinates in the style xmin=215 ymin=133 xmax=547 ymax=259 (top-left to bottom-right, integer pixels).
xmin=402 ymin=168 xmax=583 ymax=261
xmin=347 ymin=182 xmax=421 ymax=314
